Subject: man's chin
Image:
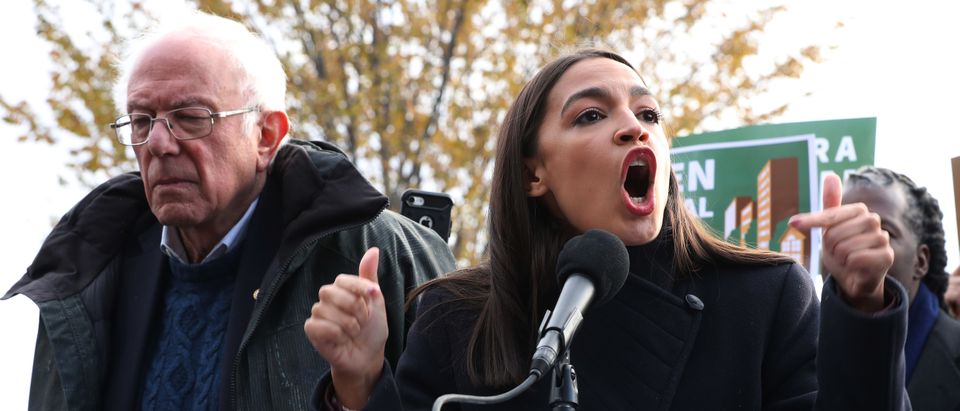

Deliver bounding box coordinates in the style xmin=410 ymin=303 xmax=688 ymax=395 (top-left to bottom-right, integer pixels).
xmin=150 ymin=204 xmax=202 ymax=228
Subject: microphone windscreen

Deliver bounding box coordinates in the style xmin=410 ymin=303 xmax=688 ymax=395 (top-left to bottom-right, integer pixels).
xmin=556 ymin=229 xmax=629 ymax=306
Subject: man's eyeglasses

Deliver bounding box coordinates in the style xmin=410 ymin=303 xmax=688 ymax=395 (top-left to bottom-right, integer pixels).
xmin=109 ymin=106 xmax=260 ymax=146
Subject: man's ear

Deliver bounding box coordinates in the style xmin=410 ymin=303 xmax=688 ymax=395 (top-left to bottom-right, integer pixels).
xmin=524 ymin=158 xmax=549 ymax=197
xmin=915 ymin=243 xmax=930 ymax=280
xmin=256 ymin=110 xmax=289 ymax=171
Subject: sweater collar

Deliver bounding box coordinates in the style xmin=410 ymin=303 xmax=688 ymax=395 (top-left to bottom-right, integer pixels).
xmin=625 ymin=225 xmax=675 ymax=292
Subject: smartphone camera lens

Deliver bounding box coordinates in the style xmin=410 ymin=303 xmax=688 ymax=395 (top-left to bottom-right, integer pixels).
xmin=407 ymin=195 xmax=425 ymax=206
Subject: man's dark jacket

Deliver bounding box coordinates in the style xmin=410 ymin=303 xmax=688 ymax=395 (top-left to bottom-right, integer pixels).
xmin=4 ymin=140 xmax=457 ymax=411
xmin=907 ymin=310 xmax=960 ymax=410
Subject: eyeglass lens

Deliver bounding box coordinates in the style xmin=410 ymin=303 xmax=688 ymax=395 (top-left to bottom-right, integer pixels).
xmin=122 ymin=107 xmax=214 ymax=144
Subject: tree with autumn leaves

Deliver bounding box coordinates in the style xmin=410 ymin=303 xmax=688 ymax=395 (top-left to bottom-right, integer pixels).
xmin=1 ymin=0 xmax=828 ymax=264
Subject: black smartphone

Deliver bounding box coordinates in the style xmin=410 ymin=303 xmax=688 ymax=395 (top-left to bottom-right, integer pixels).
xmin=400 ymin=189 xmax=453 ymax=242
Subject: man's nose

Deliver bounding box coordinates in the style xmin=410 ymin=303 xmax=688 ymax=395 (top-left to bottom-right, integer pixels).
xmin=144 ymin=118 xmax=180 ymax=157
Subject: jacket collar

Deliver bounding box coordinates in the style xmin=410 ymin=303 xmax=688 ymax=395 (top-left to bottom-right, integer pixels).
xmin=4 ymin=140 xmax=388 ymax=303
xmin=3 ymin=173 xmax=152 ymax=302
xmin=269 ymin=140 xmax=387 ymax=253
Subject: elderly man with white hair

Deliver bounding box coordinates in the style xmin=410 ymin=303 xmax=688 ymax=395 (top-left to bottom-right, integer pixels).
xmin=4 ymin=9 xmax=454 ymax=411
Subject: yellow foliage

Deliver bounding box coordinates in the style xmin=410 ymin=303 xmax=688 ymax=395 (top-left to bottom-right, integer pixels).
xmin=1 ymin=0 xmax=833 ymax=264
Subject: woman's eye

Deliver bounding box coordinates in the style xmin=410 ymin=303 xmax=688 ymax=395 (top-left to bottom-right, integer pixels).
xmin=574 ymin=109 xmax=604 ymax=125
xmin=638 ymin=109 xmax=662 ymax=124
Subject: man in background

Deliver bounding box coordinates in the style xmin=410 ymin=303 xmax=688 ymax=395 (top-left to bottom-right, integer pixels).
xmin=841 ymin=166 xmax=960 ymax=410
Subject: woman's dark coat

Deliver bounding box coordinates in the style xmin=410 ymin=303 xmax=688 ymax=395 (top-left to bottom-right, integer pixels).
xmin=321 ymin=260 xmax=912 ymax=410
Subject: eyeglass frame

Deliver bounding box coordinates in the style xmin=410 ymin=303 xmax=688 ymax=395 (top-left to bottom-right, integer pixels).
xmin=109 ymin=106 xmax=261 ymax=146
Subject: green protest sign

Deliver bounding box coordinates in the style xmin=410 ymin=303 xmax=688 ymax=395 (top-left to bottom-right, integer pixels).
xmin=675 ymin=118 xmax=876 ymax=183
xmin=670 ymin=118 xmax=877 ymax=277
xmin=671 ymin=135 xmax=819 ymax=271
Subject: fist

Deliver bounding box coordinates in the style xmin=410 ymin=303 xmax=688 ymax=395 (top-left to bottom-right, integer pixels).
xmin=789 ymin=173 xmax=893 ymax=312
xmin=304 ymin=247 xmax=387 ymax=408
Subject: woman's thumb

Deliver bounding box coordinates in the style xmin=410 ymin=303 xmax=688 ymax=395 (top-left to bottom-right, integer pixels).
xmin=358 ymin=247 xmax=380 ymax=285
xmin=822 ymin=173 xmax=843 ymax=210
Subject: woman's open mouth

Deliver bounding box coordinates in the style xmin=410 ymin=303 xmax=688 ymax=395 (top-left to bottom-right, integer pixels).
xmin=621 ymin=148 xmax=656 ymax=215
xmin=625 ymin=158 xmax=649 ymax=200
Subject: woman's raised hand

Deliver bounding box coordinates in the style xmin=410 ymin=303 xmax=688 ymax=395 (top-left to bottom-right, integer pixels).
xmin=305 ymin=247 xmax=388 ymax=409
xmin=790 ymin=173 xmax=894 ymax=313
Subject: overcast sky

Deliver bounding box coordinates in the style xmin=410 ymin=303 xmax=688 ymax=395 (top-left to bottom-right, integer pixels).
xmin=2 ymin=0 xmax=959 ymax=408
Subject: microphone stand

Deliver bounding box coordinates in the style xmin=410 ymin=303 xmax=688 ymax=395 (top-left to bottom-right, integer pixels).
xmin=549 ymin=350 xmax=579 ymax=410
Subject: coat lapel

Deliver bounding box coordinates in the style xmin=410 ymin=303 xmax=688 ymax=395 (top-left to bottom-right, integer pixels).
xmin=218 ymin=180 xmax=284 ymax=411
xmin=102 ymin=223 xmax=165 ymax=411
xmin=572 ymin=270 xmax=706 ymax=411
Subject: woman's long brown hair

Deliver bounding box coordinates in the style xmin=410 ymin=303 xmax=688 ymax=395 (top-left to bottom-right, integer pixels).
xmin=408 ymin=48 xmax=793 ymax=387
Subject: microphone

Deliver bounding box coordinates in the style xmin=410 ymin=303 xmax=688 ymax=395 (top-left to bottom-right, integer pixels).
xmin=430 ymin=229 xmax=629 ymax=411
xmin=529 ymin=229 xmax=629 ymax=379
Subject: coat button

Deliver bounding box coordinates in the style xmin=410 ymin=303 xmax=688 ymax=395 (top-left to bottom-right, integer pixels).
xmin=685 ymin=294 xmax=704 ymax=311
xmin=252 ymin=289 xmax=260 ymax=301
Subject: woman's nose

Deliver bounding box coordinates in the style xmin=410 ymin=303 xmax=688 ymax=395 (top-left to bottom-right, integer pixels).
xmin=613 ymin=113 xmax=648 ymax=145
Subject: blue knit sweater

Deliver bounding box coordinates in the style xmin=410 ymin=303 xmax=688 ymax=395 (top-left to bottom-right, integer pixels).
xmin=140 ymin=245 xmax=242 ymax=410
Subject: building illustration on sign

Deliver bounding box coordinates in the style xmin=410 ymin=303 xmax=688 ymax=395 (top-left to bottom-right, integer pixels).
xmin=756 ymin=158 xmax=799 ymax=250
xmin=721 ymin=157 xmax=808 ymax=266
xmin=779 ymin=226 xmax=809 ymax=268
xmin=724 ymin=196 xmax=754 ymax=247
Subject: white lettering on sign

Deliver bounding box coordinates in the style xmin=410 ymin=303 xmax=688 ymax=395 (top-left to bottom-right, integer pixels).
xmin=815 ymin=137 xmax=829 ymax=163
xmin=688 ymin=159 xmax=716 ymax=191
xmin=834 ymin=136 xmax=857 ymax=162
xmin=815 ymin=136 xmax=858 ymax=163
xmin=672 ymin=160 xmax=716 ymax=193
xmin=684 ymin=197 xmax=714 ymax=218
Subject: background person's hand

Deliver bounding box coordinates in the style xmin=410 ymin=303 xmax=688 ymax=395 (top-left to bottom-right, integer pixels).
xmin=790 ymin=173 xmax=893 ymax=312
xmin=304 ymin=247 xmax=387 ymax=409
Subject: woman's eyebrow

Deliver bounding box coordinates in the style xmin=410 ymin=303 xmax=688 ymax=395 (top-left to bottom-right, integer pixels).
xmin=560 ymin=85 xmax=653 ymax=116
xmin=630 ymin=85 xmax=652 ymax=98
xmin=561 ymin=87 xmax=609 ymax=116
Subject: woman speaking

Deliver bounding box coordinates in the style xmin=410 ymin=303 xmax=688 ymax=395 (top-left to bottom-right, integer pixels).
xmin=305 ymin=48 xmax=910 ymax=411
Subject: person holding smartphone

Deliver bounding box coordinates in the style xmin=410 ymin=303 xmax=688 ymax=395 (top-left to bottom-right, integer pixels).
xmin=305 ymin=48 xmax=911 ymax=410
